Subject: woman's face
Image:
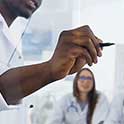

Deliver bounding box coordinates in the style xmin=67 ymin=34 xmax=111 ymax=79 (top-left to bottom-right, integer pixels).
xmin=77 ymin=70 xmax=93 ymax=94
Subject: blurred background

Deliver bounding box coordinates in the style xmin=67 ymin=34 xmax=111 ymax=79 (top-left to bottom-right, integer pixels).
xmin=1 ymin=0 xmax=124 ymax=124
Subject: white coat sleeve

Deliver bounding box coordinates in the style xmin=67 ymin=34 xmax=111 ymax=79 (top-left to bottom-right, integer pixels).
xmin=46 ymin=97 xmax=66 ymax=124
xmin=104 ymin=93 xmax=124 ymax=124
xmin=0 ymin=93 xmax=10 ymax=111
xmin=93 ymin=93 xmax=110 ymax=124
xmin=0 ymin=62 xmax=19 ymax=111
xmin=0 ymin=62 xmax=10 ymax=111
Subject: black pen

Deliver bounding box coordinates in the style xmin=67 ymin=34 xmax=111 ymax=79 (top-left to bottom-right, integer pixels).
xmin=99 ymin=42 xmax=115 ymax=48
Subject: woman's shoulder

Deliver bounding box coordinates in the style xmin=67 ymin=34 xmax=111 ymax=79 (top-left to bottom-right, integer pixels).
xmin=60 ymin=92 xmax=74 ymax=101
xmin=53 ymin=93 xmax=74 ymax=109
xmin=57 ymin=93 xmax=75 ymax=106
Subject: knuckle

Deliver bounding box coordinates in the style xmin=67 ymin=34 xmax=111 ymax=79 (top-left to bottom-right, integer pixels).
xmin=60 ymin=30 xmax=68 ymax=36
xmin=83 ymin=25 xmax=90 ymax=29
xmin=60 ymin=31 xmax=64 ymax=36
xmin=69 ymin=47 xmax=81 ymax=57
xmin=92 ymin=51 xmax=97 ymax=59
xmin=83 ymin=49 xmax=89 ymax=58
xmin=82 ymin=25 xmax=92 ymax=35
xmin=60 ymin=30 xmax=72 ymax=39
xmin=84 ymin=38 xmax=91 ymax=46
xmin=82 ymin=25 xmax=91 ymax=32
xmin=83 ymin=48 xmax=87 ymax=54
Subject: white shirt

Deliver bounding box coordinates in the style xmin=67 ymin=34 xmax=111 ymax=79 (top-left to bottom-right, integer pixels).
xmin=0 ymin=13 xmax=24 ymax=110
xmin=47 ymin=91 xmax=110 ymax=124
xmin=0 ymin=14 xmax=28 ymax=124
xmin=104 ymin=92 xmax=124 ymax=124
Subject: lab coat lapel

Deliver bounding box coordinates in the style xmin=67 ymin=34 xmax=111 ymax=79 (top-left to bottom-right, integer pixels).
xmin=0 ymin=14 xmax=23 ymax=67
xmin=72 ymin=96 xmax=88 ymax=114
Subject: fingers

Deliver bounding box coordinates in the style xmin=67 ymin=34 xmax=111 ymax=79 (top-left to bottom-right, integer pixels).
xmin=81 ymin=48 xmax=93 ymax=66
xmin=72 ymin=37 xmax=97 ymax=64
xmin=69 ymin=48 xmax=93 ymax=74
xmin=53 ymin=25 xmax=103 ymax=77
xmin=70 ymin=25 xmax=102 ymax=63
xmin=69 ymin=57 xmax=86 ymax=74
xmin=50 ymin=25 xmax=103 ymax=80
xmin=82 ymin=25 xmax=102 ymax=57
xmin=82 ymin=37 xmax=98 ymax=63
xmin=68 ymin=45 xmax=93 ymax=66
xmin=95 ymin=36 xmax=103 ymax=52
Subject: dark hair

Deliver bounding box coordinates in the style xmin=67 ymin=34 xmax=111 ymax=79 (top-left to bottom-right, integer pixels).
xmin=73 ymin=68 xmax=99 ymax=124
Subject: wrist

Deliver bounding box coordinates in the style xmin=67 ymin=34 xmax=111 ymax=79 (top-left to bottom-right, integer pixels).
xmin=46 ymin=60 xmax=56 ymax=82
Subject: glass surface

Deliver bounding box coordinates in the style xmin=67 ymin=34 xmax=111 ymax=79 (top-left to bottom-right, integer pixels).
xmin=1 ymin=0 xmax=124 ymax=124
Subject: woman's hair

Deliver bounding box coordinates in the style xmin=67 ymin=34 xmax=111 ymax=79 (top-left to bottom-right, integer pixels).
xmin=73 ymin=68 xmax=99 ymax=124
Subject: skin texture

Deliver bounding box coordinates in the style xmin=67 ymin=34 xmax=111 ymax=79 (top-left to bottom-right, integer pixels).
xmin=3 ymin=0 xmax=42 ymax=18
xmin=0 ymin=0 xmax=42 ymax=26
xmin=0 ymin=0 xmax=102 ymax=105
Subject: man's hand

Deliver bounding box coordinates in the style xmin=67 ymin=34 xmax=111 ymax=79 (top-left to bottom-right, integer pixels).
xmin=49 ymin=25 xmax=102 ymax=81
xmin=0 ymin=25 xmax=102 ymax=104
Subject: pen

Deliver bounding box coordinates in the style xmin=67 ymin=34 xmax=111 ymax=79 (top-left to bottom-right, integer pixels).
xmin=99 ymin=42 xmax=115 ymax=48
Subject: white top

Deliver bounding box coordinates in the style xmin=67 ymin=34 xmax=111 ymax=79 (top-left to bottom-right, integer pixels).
xmin=47 ymin=91 xmax=110 ymax=124
xmin=0 ymin=13 xmax=24 ymax=110
xmin=104 ymin=92 xmax=124 ymax=124
xmin=0 ymin=13 xmax=29 ymax=124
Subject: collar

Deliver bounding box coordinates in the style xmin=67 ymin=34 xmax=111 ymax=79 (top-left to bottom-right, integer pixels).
xmin=0 ymin=13 xmax=16 ymax=47
xmin=0 ymin=13 xmax=26 ymax=52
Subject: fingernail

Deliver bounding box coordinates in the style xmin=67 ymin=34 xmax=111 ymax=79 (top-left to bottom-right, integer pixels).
xmin=90 ymin=63 xmax=92 ymax=66
xmin=88 ymin=63 xmax=92 ymax=66
xmin=94 ymin=59 xmax=97 ymax=64
xmin=98 ymin=52 xmax=102 ymax=57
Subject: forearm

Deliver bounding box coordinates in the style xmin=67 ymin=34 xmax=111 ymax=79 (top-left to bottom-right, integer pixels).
xmin=0 ymin=61 xmax=53 ymax=105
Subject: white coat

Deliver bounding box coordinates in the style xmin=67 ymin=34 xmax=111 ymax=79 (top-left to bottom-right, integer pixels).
xmin=104 ymin=92 xmax=124 ymax=124
xmin=47 ymin=91 xmax=110 ymax=124
xmin=0 ymin=13 xmax=24 ymax=110
xmin=0 ymin=13 xmax=28 ymax=124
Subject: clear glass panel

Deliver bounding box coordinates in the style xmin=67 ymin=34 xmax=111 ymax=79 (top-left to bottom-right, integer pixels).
xmin=1 ymin=0 xmax=124 ymax=124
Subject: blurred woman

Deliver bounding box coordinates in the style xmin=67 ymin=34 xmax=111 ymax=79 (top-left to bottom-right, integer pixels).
xmin=47 ymin=68 xmax=110 ymax=124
